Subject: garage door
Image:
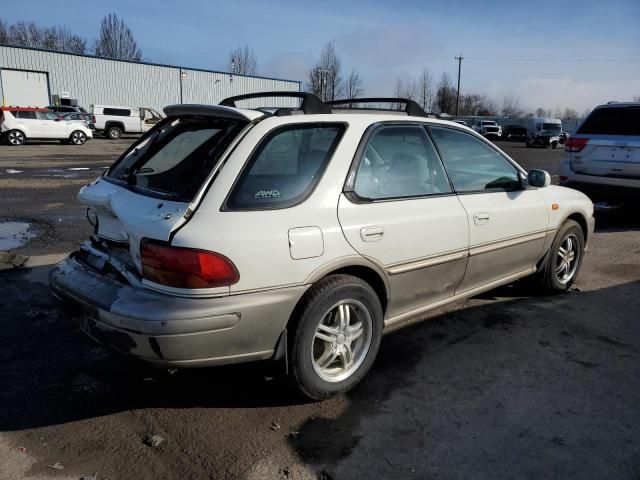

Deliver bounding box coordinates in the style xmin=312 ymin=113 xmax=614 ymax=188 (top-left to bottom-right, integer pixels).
xmin=1 ymin=69 xmax=49 ymax=107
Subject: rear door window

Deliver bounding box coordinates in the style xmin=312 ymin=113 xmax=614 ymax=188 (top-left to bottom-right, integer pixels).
xmin=577 ymin=106 xmax=640 ymax=136
xmin=16 ymin=111 xmax=37 ymax=120
xmin=352 ymin=124 xmax=451 ymax=199
xmin=107 ymin=116 xmax=246 ymax=201
xmin=226 ymin=123 xmax=345 ymax=210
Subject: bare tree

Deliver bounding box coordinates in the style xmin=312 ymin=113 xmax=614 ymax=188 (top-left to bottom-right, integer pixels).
xmin=418 ymin=68 xmax=433 ymax=112
xmin=435 ymin=73 xmax=457 ymax=114
xmin=94 ymin=14 xmax=142 ymax=61
xmin=345 ymin=69 xmax=364 ymax=99
xmin=562 ymin=108 xmax=579 ymax=120
xmin=307 ymin=41 xmax=343 ymax=101
xmin=229 ymin=45 xmax=258 ymax=75
xmin=459 ymin=93 xmax=497 ymax=116
xmin=535 ymin=107 xmax=548 ymax=117
xmin=501 ymin=96 xmax=524 ymax=117
xmin=0 ymin=20 xmax=86 ymax=53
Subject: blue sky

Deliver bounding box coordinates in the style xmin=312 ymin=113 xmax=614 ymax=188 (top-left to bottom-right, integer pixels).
xmin=3 ymin=0 xmax=639 ymax=112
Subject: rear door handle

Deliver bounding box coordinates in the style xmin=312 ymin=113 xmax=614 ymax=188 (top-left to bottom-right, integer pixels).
xmin=473 ymin=212 xmax=490 ymax=225
xmin=360 ymin=226 xmax=384 ymax=241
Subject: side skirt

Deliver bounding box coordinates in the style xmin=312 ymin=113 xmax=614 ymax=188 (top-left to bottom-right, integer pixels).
xmin=382 ymin=267 xmax=536 ymax=334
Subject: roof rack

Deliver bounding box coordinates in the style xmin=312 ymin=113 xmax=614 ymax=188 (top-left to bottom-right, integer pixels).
xmin=220 ymin=91 xmax=331 ymax=115
xmin=326 ymin=98 xmax=429 ymax=117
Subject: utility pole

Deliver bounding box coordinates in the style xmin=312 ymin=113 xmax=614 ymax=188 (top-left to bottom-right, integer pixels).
xmin=455 ymin=54 xmax=463 ymax=117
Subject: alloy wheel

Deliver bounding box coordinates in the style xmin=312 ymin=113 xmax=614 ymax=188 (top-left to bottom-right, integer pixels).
xmin=8 ymin=131 xmax=25 ymax=145
xmin=556 ymin=233 xmax=579 ymax=284
xmin=71 ymin=131 xmax=86 ymax=145
xmin=312 ymin=299 xmax=373 ymax=383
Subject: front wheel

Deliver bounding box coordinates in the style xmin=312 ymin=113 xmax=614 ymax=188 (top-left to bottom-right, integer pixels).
xmin=536 ymin=219 xmax=585 ymax=292
xmin=69 ymin=130 xmax=87 ymax=145
xmin=289 ymin=274 xmax=383 ymax=400
xmin=7 ymin=130 xmax=26 ymax=146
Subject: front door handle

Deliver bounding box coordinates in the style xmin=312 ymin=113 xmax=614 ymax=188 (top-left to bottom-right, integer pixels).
xmin=360 ymin=226 xmax=384 ymax=241
xmin=473 ymin=212 xmax=490 ymax=225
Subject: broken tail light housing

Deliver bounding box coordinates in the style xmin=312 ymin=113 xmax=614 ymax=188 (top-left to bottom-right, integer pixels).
xmin=564 ymin=137 xmax=589 ymax=152
xmin=140 ymin=239 xmax=239 ymax=289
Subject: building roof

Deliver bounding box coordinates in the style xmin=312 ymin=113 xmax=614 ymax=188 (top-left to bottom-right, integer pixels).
xmin=0 ymin=43 xmax=301 ymax=85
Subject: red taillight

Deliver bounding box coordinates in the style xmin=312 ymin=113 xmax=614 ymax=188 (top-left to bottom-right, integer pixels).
xmin=564 ymin=137 xmax=589 ymax=152
xmin=140 ymin=240 xmax=239 ymax=289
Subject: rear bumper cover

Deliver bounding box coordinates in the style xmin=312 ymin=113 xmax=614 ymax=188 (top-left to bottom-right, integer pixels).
xmin=50 ymin=255 xmax=307 ymax=367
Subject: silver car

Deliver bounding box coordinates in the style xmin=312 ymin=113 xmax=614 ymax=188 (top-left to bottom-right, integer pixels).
xmin=51 ymin=93 xmax=594 ymax=399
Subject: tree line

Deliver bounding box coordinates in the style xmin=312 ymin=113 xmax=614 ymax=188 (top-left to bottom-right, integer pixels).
xmin=0 ymin=14 xmax=142 ymax=61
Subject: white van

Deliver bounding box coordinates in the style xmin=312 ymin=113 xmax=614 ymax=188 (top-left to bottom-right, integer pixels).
xmin=90 ymin=105 xmax=164 ymax=139
xmin=524 ymin=117 xmax=562 ymax=148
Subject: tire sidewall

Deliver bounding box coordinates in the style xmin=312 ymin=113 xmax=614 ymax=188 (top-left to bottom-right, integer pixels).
xmin=291 ymin=276 xmax=383 ymax=400
xmin=545 ymin=220 xmax=585 ymax=291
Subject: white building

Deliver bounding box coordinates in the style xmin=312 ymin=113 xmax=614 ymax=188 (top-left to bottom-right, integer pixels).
xmin=0 ymin=44 xmax=301 ymax=111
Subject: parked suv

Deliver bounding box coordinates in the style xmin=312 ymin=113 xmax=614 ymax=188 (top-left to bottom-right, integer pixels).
xmin=50 ymin=93 xmax=594 ymax=400
xmin=560 ymin=102 xmax=640 ymax=203
xmin=91 ymin=104 xmax=164 ymax=139
xmin=1 ymin=107 xmax=93 ymax=145
xmin=472 ymin=119 xmax=502 ymax=139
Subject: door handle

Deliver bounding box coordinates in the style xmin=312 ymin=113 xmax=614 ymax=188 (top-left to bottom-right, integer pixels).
xmin=473 ymin=212 xmax=490 ymax=225
xmin=360 ymin=226 xmax=384 ymax=241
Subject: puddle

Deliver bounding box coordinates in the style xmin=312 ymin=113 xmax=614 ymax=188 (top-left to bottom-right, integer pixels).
xmin=0 ymin=222 xmax=37 ymax=251
xmin=68 ymin=167 xmax=90 ymax=171
xmin=6 ymin=169 xmax=23 ymax=174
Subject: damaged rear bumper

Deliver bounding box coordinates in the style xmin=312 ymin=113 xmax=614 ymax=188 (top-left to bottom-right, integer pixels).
xmin=50 ymin=254 xmax=307 ymax=367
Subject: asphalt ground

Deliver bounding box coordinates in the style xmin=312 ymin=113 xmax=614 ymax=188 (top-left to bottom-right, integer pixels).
xmin=0 ymin=137 xmax=638 ymax=480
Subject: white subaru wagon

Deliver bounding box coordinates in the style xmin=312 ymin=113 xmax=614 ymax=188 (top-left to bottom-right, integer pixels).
xmin=50 ymin=93 xmax=594 ymax=400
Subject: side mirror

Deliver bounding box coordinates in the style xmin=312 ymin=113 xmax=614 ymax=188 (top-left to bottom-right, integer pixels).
xmin=528 ymin=169 xmax=551 ymax=188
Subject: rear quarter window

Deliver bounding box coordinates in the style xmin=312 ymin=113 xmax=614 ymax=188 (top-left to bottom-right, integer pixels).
xmin=226 ymin=123 xmax=345 ymax=210
xmin=578 ymin=106 xmax=640 ymax=136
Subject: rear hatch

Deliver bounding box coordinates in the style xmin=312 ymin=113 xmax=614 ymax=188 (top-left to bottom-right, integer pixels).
xmin=77 ymin=105 xmax=259 ymax=280
xmin=568 ymin=104 xmax=640 ymax=180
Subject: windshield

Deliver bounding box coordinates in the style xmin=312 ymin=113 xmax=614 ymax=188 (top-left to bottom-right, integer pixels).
xmin=577 ymin=106 xmax=640 ymax=136
xmin=107 ymin=116 xmax=246 ymax=201
xmin=542 ymin=123 xmax=561 ymax=133
xmin=482 ymin=121 xmax=497 ymax=126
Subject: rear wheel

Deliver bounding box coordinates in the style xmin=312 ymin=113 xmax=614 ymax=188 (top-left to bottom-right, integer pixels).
xmin=289 ymin=274 xmax=383 ymax=400
xmin=535 ymin=219 xmax=585 ymax=292
xmin=7 ymin=130 xmax=26 ymax=146
xmin=69 ymin=130 xmax=87 ymax=145
xmin=106 ymin=126 xmax=122 ymax=140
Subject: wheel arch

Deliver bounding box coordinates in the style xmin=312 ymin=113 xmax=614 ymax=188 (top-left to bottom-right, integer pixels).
xmin=105 ymin=121 xmax=125 ymax=132
xmin=566 ymin=211 xmax=589 ymax=243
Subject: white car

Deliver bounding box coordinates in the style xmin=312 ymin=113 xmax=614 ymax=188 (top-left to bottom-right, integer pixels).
xmin=51 ymin=93 xmax=594 ymax=400
xmin=1 ymin=107 xmax=93 ymax=145
xmin=91 ymin=104 xmax=163 ymax=139
xmin=560 ymin=102 xmax=640 ymax=203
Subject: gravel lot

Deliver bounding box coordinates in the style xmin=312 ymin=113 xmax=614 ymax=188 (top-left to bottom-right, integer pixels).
xmin=0 ymin=138 xmax=638 ymax=480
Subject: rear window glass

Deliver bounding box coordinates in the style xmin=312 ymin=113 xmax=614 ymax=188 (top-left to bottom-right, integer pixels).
xmin=16 ymin=111 xmax=37 ymax=120
xmin=226 ymin=123 xmax=345 ymax=210
xmin=103 ymin=108 xmax=131 ymax=117
xmin=107 ymin=116 xmax=246 ymax=201
xmin=578 ymin=106 xmax=640 ymax=136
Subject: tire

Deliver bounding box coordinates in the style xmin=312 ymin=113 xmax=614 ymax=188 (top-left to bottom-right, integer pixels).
xmin=525 ymin=139 xmax=531 ymax=148
xmin=6 ymin=130 xmax=26 ymax=146
xmin=551 ymin=142 xmax=558 ymax=149
xmin=106 ymin=126 xmax=122 ymax=140
xmin=289 ymin=274 xmax=383 ymax=400
xmin=535 ymin=219 xmax=585 ymax=293
xmin=69 ymin=130 xmax=87 ymax=145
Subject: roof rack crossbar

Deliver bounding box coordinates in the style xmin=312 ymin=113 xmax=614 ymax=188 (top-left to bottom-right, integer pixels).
xmin=326 ymin=98 xmax=428 ymax=117
xmin=220 ymin=91 xmax=331 ymax=114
